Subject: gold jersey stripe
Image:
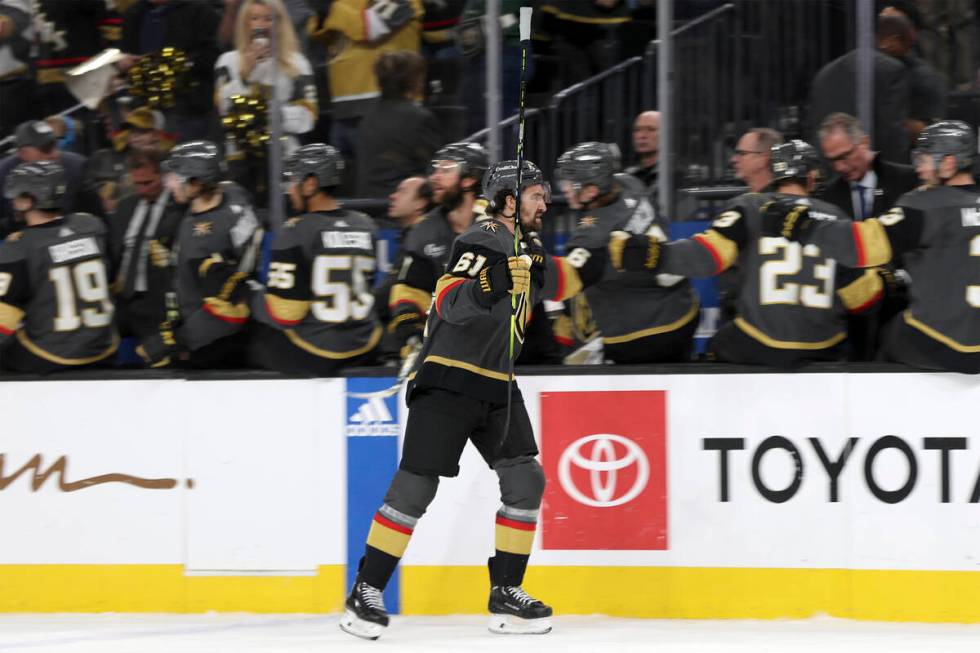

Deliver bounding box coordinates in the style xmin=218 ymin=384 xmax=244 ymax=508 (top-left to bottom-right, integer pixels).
xmin=423 ymin=354 xmax=511 ymax=382
xmin=0 ymin=302 xmax=24 ymax=333
xmin=903 ymin=311 xmax=980 ymax=353
xmin=734 ymin=317 xmax=846 ymax=350
xmin=854 ymin=220 xmax=893 ymax=267
xmin=284 ymin=324 xmax=382 ymax=360
xmin=495 ymin=523 xmax=535 ymax=555
xmin=837 ymin=269 xmax=883 ymax=312
xmin=389 ymin=284 xmax=432 ymax=312
xmin=203 ymin=298 xmax=250 ymax=323
xmin=367 ymin=519 xmax=412 ymax=558
xmin=16 ymin=331 xmax=119 ymax=366
xmin=603 ymin=299 xmax=700 ymax=345
xmin=266 ymin=295 xmax=310 ymax=324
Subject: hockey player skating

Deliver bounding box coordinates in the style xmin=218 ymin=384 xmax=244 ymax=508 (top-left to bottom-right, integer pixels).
xmin=760 ymin=121 xmax=980 ymax=372
xmin=608 ymin=140 xmax=884 ymax=366
xmin=341 ymin=160 xmax=553 ymax=640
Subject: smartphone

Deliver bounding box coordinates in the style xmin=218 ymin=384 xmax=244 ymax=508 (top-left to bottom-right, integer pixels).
xmin=251 ymin=27 xmax=270 ymax=53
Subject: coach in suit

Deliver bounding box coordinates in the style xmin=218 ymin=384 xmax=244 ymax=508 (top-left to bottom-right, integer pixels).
xmin=814 ymin=112 xmax=918 ymax=221
xmin=806 ymin=15 xmax=913 ymax=164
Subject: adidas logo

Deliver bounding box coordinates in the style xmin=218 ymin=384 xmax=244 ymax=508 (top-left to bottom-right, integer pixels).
xmin=58 ymin=227 xmax=74 ymax=237
xmin=335 ymin=220 xmax=348 ymax=227
xmin=347 ymin=395 xmax=399 ymax=437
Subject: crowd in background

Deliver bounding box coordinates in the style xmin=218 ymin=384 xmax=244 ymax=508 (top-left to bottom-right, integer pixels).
xmin=0 ymin=0 xmax=977 ymax=375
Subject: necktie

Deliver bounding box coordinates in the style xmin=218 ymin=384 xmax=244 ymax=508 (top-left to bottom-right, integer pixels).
xmin=854 ymin=184 xmax=867 ymax=220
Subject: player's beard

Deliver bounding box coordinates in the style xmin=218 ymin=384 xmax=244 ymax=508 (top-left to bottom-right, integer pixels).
xmin=438 ymin=183 xmax=464 ymax=211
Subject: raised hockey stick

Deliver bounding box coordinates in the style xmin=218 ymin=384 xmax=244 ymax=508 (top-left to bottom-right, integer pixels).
xmin=501 ymin=6 xmax=534 ymax=443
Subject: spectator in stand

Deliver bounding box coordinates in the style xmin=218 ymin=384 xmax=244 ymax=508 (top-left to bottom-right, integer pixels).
xmin=85 ymin=106 xmax=173 ymax=217
xmin=218 ymin=0 xmax=314 ymax=51
xmin=874 ymin=9 xmax=948 ymax=143
xmin=624 ymin=110 xmax=660 ymax=187
xmin=0 ymin=0 xmax=34 ymax=138
xmin=456 ymin=0 xmax=529 ymax=134
xmin=906 ymin=0 xmax=978 ymax=92
xmin=31 ymin=1 xmax=123 ymax=119
xmin=108 ymin=147 xmax=185 ymax=341
xmin=356 ymin=51 xmax=443 ymax=198
xmin=539 ymin=0 xmax=631 ymax=87
xmin=0 ymin=121 xmax=102 ymax=238
xmin=807 ymin=14 xmax=912 ymax=163
xmin=730 ymin=127 xmax=783 ymax=193
xmin=118 ymin=0 xmax=221 ymax=141
xmin=214 ymin=0 xmax=317 ymax=206
xmin=308 ymin=0 xmax=423 ymax=191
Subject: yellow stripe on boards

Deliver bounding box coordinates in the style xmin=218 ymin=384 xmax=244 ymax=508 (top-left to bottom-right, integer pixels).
xmin=0 ymin=565 xmax=345 ymax=613
xmin=401 ymin=566 xmax=980 ymax=623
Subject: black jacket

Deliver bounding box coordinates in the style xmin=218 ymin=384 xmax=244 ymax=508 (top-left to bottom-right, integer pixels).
xmin=356 ymin=98 xmax=444 ymax=198
xmin=121 ymin=0 xmax=220 ymax=115
xmin=807 ymin=49 xmax=911 ymax=164
xmin=814 ymin=155 xmax=919 ymax=221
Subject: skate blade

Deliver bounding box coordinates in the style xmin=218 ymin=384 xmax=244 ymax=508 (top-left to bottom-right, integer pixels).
xmin=488 ymin=614 xmax=552 ymax=635
xmin=339 ymin=609 xmax=385 ymax=640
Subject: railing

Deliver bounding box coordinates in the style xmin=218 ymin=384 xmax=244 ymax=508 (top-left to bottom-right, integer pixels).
xmin=465 ymin=0 xmax=866 ymax=215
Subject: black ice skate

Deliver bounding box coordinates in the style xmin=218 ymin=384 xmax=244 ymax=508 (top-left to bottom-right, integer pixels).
xmin=488 ymin=585 xmax=553 ymax=634
xmin=339 ymin=581 xmax=389 ymax=640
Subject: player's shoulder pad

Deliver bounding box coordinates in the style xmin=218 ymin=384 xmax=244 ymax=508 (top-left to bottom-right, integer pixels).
xmin=340 ymin=209 xmax=377 ymax=233
xmin=0 ymin=232 xmax=27 ymax=262
xmin=805 ymin=197 xmax=849 ymax=221
xmin=458 ymin=219 xmax=509 ymax=251
xmin=68 ymin=212 xmax=108 ymax=235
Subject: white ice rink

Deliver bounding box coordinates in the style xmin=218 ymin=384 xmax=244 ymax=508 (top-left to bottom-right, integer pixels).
xmin=1 ymin=614 xmax=979 ymax=653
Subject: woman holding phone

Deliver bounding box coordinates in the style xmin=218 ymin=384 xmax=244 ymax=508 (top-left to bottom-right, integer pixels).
xmin=214 ymin=0 xmax=318 ymax=204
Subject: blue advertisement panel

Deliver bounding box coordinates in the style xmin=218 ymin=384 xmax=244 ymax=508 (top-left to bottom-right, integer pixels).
xmin=346 ymin=377 xmax=401 ymax=612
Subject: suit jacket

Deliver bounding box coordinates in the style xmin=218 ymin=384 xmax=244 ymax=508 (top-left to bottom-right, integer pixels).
xmin=356 ymin=98 xmax=444 ymax=198
xmin=807 ymin=49 xmax=911 ymax=164
xmin=814 ymin=155 xmax=919 ymax=221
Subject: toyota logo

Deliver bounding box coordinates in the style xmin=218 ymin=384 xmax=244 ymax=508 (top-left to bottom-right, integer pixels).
xmin=558 ymin=434 xmax=649 ymax=508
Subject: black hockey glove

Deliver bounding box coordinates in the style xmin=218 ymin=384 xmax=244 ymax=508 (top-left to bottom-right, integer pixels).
xmin=387 ymin=310 xmax=425 ymax=346
xmin=136 ymin=321 xmax=179 ymax=369
xmin=473 ymin=256 xmax=531 ymax=308
xmin=523 ymin=232 xmax=547 ymax=289
xmin=760 ymin=200 xmax=815 ymax=242
xmin=608 ymin=231 xmax=662 ymax=273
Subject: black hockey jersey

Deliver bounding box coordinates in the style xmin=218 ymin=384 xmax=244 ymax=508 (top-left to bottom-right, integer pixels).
xmin=388 ymin=202 xmax=484 ymax=341
xmin=262 ymin=209 xmax=382 ymax=360
xmin=657 ymin=192 xmax=884 ymax=350
xmin=410 ymin=217 xmax=553 ymax=403
xmin=33 ymin=0 xmax=122 ymax=87
xmin=802 ymin=184 xmax=980 ymax=359
xmin=561 ymin=191 xmax=699 ymax=345
xmin=173 ymin=187 xmax=262 ymax=352
xmin=0 ymin=213 xmax=118 ymax=366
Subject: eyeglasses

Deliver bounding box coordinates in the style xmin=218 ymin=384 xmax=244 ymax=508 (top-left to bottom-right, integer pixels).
xmin=825 ymin=145 xmax=857 ymax=163
xmin=733 ymin=149 xmax=765 ymax=157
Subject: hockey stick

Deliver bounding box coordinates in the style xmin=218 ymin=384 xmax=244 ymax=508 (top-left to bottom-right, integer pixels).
xmin=501 ymin=7 xmax=534 ymax=444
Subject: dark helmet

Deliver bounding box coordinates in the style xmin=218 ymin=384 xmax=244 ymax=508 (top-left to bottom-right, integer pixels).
xmin=556 ymin=141 xmax=621 ymax=193
xmin=283 ymin=143 xmax=344 ymax=189
xmin=483 ymin=159 xmax=548 ymax=212
xmin=162 ymin=140 xmax=223 ymax=185
xmin=770 ymin=139 xmax=822 ymax=184
xmin=3 ymin=160 xmax=66 ymax=210
xmin=913 ymin=120 xmax=976 ymax=172
xmin=432 ymin=142 xmax=489 ymax=182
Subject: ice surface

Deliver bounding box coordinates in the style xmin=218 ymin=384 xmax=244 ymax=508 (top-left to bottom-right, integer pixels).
xmin=1 ymin=614 xmax=979 ymax=652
